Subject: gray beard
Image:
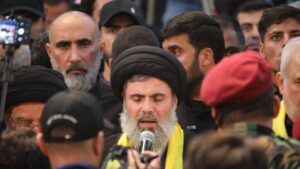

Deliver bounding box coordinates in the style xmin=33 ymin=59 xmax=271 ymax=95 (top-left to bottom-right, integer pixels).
xmin=120 ymin=104 xmax=177 ymax=152
xmin=50 ymin=53 xmax=101 ymax=91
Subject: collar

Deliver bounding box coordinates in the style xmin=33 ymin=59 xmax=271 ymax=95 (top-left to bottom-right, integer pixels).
xmin=57 ymin=163 xmax=98 ymax=169
xmin=232 ymin=122 xmax=274 ymax=137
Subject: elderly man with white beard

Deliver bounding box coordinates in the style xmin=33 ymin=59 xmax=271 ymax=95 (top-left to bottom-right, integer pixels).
xmin=45 ymin=11 xmax=120 ymax=136
xmin=103 ymin=46 xmax=187 ymax=169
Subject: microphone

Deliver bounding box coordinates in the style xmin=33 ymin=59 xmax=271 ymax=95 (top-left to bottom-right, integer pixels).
xmin=139 ymin=130 xmax=154 ymax=153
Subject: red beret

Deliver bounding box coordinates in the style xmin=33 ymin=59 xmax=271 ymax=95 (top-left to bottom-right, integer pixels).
xmin=201 ymin=51 xmax=272 ymax=106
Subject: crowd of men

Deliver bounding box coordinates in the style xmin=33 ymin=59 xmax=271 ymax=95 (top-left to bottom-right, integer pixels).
xmin=1 ymin=0 xmax=300 ymax=169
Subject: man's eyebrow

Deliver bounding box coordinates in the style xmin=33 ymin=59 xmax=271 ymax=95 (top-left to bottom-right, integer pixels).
xmin=55 ymin=40 xmax=71 ymax=47
xmin=150 ymin=93 xmax=165 ymax=97
xmin=130 ymin=94 xmax=144 ymax=97
xmin=290 ymin=29 xmax=300 ymax=34
xmin=75 ymin=38 xmax=93 ymax=44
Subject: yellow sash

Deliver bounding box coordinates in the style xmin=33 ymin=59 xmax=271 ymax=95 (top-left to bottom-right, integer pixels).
xmin=272 ymin=101 xmax=288 ymax=138
xmin=117 ymin=123 xmax=184 ymax=169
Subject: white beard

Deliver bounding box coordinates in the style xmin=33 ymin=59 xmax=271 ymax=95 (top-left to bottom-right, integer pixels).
xmin=120 ymin=104 xmax=177 ymax=152
xmin=50 ymin=52 xmax=101 ymax=91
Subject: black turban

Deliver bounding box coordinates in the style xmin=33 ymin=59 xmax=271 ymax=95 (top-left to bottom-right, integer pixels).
xmin=111 ymin=46 xmax=187 ymax=103
xmin=3 ymin=65 xmax=68 ymax=111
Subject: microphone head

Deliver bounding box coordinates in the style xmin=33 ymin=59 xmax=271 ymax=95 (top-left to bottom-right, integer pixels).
xmin=140 ymin=130 xmax=155 ymax=142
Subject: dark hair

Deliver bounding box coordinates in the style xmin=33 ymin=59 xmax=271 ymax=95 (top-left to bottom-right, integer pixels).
xmin=0 ymin=127 xmax=51 ymax=169
xmin=162 ymin=11 xmax=225 ymax=63
xmin=31 ymin=32 xmax=52 ymax=69
xmin=44 ymin=0 xmax=72 ymax=5
xmin=235 ymin=0 xmax=273 ymax=17
xmin=112 ymin=25 xmax=160 ymax=61
xmin=212 ymin=14 xmax=245 ymax=54
xmin=258 ymin=5 xmax=300 ymax=41
xmin=71 ymin=0 xmax=95 ymax=16
xmin=214 ymin=0 xmax=248 ymax=16
xmin=216 ymin=87 xmax=274 ymax=126
xmin=185 ymin=131 xmax=268 ymax=169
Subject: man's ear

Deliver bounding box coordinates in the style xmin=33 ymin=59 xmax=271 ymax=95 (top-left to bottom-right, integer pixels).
xmin=259 ymin=43 xmax=265 ymax=58
xmin=211 ymin=107 xmax=217 ymax=119
xmin=93 ymin=132 xmax=104 ymax=158
xmin=273 ymin=95 xmax=280 ymax=118
xmin=37 ymin=133 xmax=49 ymax=156
xmin=173 ymin=96 xmax=178 ymax=109
xmin=100 ymin=38 xmax=105 ymax=51
xmin=3 ymin=111 xmax=11 ymax=127
xmin=108 ymin=58 xmax=113 ymax=69
xmin=199 ymin=48 xmax=215 ymax=74
xmin=45 ymin=43 xmax=52 ymax=58
xmin=276 ymin=72 xmax=284 ymax=95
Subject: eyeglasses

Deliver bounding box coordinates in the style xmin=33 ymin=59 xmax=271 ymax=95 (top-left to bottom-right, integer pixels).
xmin=9 ymin=117 xmax=41 ymax=132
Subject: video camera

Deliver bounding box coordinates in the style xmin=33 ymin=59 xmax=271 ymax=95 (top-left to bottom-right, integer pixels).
xmin=0 ymin=16 xmax=31 ymax=46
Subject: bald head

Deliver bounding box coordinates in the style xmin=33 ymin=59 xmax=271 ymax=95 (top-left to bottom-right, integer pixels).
xmin=280 ymin=37 xmax=300 ymax=77
xmin=46 ymin=11 xmax=102 ymax=91
xmin=48 ymin=11 xmax=100 ymax=42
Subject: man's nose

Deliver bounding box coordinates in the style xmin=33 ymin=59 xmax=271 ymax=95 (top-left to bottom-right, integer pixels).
xmin=141 ymin=99 xmax=154 ymax=113
xmin=69 ymin=45 xmax=81 ymax=64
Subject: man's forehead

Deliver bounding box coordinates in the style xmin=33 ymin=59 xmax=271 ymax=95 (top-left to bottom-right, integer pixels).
xmin=265 ymin=18 xmax=300 ymax=33
xmin=11 ymin=102 xmax=45 ymax=114
xmin=124 ymin=77 xmax=173 ymax=94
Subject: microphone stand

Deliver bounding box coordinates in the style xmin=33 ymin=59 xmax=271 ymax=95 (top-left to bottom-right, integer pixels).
xmin=0 ymin=44 xmax=17 ymax=130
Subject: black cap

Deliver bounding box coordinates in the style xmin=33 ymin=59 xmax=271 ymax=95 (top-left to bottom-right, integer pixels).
xmin=40 ymin=90 xmax=104 ymax=143
xmin=99 ymin=0 xmax=145 ymax=27
xmin=0 ymin=0 xmax=44 ymax=17
xmin=111 ymin=46 xmax=187 ymax=104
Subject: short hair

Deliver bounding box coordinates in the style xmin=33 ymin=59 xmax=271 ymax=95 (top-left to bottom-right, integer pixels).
xmin=185 ymin=131 xmax=268 ymax=169
xmin=215 ymin=87 xmax=274 ymax=126
xmin=280 ymin=37 xmax=300 ymax=77
xmin=234 ymin=0 xmax=273 ymax=17
xmin=212 ymin=14 xmax=245 ymax=53
xmin=258 ymin=5 xmax=300 ymax=41
xmin=0 ymin=127 xmax=50 ymax=169
xmin=44 ymin=0 xmax=72 ymax=5
xmin=162 ymin=11 xmax=225 ymax=63
xmin=112 ymin=25 xmax=160 ymax=61
xmin=213 ymin=0 xmax=248 ymax=16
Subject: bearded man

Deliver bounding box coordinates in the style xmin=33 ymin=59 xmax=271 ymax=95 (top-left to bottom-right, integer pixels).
xmin=45 ymin=11 xmax=121 ymax=135
xmin=104 ymin=46 xmax=187 ymax=169
xmin=162 ymin=11 xmax=225 ymax=135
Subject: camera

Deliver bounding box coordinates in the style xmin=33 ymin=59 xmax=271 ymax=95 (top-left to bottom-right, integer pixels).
xmin=0 ymin=16 xmax=31 ymax=45
xmin=101 ymin=146 xmax=158 ymax=169
xmin=102 ymin=146 xmax=128 ymax=169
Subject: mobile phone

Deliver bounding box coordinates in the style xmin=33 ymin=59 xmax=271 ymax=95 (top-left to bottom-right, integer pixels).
xmin=0 ymin=17 xmax=31 ymax=45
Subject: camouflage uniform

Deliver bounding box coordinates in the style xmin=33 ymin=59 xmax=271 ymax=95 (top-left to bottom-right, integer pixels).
xmin=232 ymin=122 xmax=300 ymax=169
